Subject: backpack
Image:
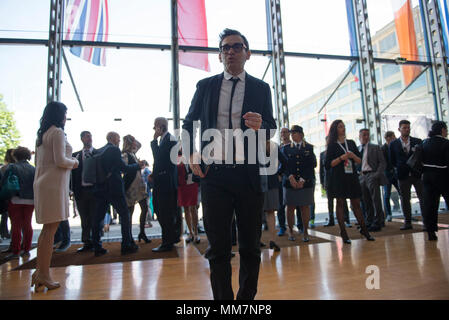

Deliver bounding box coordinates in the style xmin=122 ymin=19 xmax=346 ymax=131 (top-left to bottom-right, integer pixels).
xmin=82 ymin=149 xmax=109 ymax=184
xmin=0 ymin=166 xmax=20 ymax=201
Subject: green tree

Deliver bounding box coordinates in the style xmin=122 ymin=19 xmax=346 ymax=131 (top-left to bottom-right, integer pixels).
xmin=0 ymin=94 xmax=21 ymax=162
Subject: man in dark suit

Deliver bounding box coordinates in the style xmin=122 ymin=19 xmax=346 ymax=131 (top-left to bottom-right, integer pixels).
xmin=182 ymin=29 xmax=276 ymax=300
xmin=92 ymin=132 xmax=143 ymax=256
xmin=358 ymin=128 xmax=387 ymax=231
xmin=151 ymin=117 xmax=179 ymax=252
xmin=71 ymin=131 xmax=97 ymax=252
xmin=389 ymin=120 xmax=424 ymax=230
xmin=381 ymin=131 xmax=400 ymax=222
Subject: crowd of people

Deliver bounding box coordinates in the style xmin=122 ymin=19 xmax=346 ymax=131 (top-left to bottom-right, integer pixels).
xmin=0 ymin=28 xmax=448 ymax=300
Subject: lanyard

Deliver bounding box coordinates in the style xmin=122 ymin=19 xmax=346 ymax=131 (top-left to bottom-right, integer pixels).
xmin=337 ymin=140 xmax=349 ymax=154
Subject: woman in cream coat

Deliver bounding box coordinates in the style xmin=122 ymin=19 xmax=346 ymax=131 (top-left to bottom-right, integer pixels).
xmin=33 ymin=102 xmax=78 ymax=292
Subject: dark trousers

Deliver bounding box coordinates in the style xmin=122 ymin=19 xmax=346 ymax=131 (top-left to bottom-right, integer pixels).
xmin=360 ymin=174 xmax=385 ymax=228
xmin=153 ymin=189 xmax=178 ymax=247
xmin=422 ymin=170 xmax=449 ymax=232
xmin=201 ymin=165 xmax=264 ymax=300
xmin=54 ymin=219 xmax=70 ymax=244
xmin=398 ymin=175 xmax=424 ymax=224
xmin=383 ymin=175 xmax=400 ymax=217
xmin=93 ymin=191 xmax=133 ymax=249
xmin=75 ymin=187 xmax=96 ymax=247
xmin=0 ymin=211 xmax=9 ymax=238
xmin=277 ymin=180 xmax=285 ymax=229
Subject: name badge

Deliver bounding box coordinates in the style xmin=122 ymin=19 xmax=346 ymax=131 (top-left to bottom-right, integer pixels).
xmin=344 ymin=159 xmax=353 ymax=174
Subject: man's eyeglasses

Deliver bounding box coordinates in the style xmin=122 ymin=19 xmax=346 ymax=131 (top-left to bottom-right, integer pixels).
xmin=220 ymin=43 xmax=246 ymax=53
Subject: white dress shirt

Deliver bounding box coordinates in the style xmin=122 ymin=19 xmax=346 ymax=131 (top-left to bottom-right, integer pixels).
xmin=209 ymin=70 xmax=246 ymax=163
xmin=361 ymin=144 xmax=372 ymax=172
xmin=400 ymin=136 xmax=410 ymax=153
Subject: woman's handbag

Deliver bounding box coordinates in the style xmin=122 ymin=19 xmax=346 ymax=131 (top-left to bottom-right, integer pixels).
xmin=0 ymin=171 xmax=20 ymax=201
xmin=406 ymin=144 xmax=423 ymax=177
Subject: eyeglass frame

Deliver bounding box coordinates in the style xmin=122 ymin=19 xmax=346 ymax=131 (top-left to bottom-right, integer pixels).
xmin=219 ymin=42 xmax=247 ymax=53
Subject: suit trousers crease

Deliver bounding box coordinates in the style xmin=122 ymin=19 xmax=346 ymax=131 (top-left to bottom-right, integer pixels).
xmin=201 ymin=166 xmax=264 ymax=300
xmin=360 ymin=173 xmax=384 ymax=228
xmin=153 ymin=189 xmax=178 ymax=247
xmin=75 ymin=188 xmax=96 ymax=246
xmin=422 ymin=171 xmax=447 ymax=232
xmin=93 ymin=189 xmax=133 ymax=250
xmin=398 ymin=175 xmax=424 ymax=224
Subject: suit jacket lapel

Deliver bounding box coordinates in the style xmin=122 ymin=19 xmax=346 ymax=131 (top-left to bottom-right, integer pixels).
xmin=241 ymin=73 xmax=252 ymax=129
xmin=209 ymin=73 xmax=223 ymax=129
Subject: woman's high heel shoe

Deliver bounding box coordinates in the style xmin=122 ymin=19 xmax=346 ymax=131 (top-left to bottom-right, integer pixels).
xmin=138 ymin=232 xmax=151 ymax=243
xmin=32 ymin=273 xmax=60 ymax=292
xmin=360 ymin=228 xmax=375 ymax=241
xmin=269 ymin=240 xmax=280 ymax=252
xmin=340 ymin=230 xmax=352 ymax=244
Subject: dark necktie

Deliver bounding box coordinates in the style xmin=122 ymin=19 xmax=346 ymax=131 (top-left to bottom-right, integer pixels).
xmin=228 ymin=78 xmax=240 ymax=129
xmin=360 ymin=144 xmax=365 ymax=159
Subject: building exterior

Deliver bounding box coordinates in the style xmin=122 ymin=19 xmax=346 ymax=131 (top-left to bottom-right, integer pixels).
xmin=288 ymin=6 xmax=434 ymax=154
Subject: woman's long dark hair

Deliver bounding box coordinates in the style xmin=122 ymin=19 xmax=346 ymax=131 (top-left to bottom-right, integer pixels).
xmin=36 ymin=102 xmax=67 ymax=147
xmin=328 ymin=119 xmax=344 ymax=145
xmin=428 ymin=121 xmax=447 ymax=137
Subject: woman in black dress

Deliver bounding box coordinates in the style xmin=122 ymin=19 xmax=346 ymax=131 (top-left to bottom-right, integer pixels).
xmin=325 ymin=120 xmax=374 ymax=243
xmin=421 ymin=121 xmax=449 ymax=241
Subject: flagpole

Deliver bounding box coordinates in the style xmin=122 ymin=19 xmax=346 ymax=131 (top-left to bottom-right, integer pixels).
xmin=62 ymin=48 xmax=84 ymax=112
xmin=171 ymin=0 xmax=180 ymax=133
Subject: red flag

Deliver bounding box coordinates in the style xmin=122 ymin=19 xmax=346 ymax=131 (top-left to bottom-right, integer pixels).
xmin=177 ymin=0 xmax=210 ymax=72
xmin=391 ymin=0 xmax=420 ymax=85
xmin=323 ymin=107 xmax=329 ymax=136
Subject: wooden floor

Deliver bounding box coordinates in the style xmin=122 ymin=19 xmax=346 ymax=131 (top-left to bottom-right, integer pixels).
xmin=1 ymin=221 xmax=449 ymax=300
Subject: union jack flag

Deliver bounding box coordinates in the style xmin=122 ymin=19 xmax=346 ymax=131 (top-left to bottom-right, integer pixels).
xmin=65 ymin=0 xmax=109 ymax=66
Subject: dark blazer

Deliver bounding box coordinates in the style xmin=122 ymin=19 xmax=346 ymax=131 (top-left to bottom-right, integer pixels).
xmin=71 ymin=148 xmax=97 ymax=199
xmin=151 ymin=132 xmax=178 ymax=193
xmin=422 ymin=136 xmax=449 ymax=173
xmin=357 ymin=143 xmax=388 ymax=185
xmin=381 ymin=143 xmax=395 ymax=180
xmin=319 ymin=150 xmax=326 ymax=187
xmin=182 ymin=72 xmax=277 ymax=193
xmin=280 ymin=140 xmax=317 ymax=189
xmin=95 ymin=143 xmax=139 ymax=196
xmin=389 ymin=136 xmax=422 ymax=180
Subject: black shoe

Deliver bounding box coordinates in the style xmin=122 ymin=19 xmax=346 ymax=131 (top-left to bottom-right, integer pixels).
xmin=340 ymin=231 xmax=351 ymax=244
xmin=428 ymin=231 xmax=438 ymax=241
xmin=231 ymin=252 xmax=236 ymax=258
xmin=185 ymin=236 xmax=194 ymax=244
xmin=269 ymin=240 xmax=280 ymax=252
xmin=400 ymin=224 xmax=413 ymax=230
xmin=260 ymin=242 xmax=266 ymax=247
xmin=324 ymin=221 xmax=335 ymax=227
xmin=387 ymin=215 xmax=393 ymax=222
xmin=121 ymin=244 xmax=139 ymax=255
xmin=77 ymin=245 xmax=94 ymax=253
xmin=138 ymin=232 xmax=151 ymax=244
xmin=360 ymin=229 xmax=375 ymax=241
xmin=94 ymin=248 xmax=108 ymax=257
xmin=152 ymin=245 xmax=173 ymax=253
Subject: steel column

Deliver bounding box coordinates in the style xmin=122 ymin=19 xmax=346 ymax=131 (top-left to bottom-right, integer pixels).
xmin=46 ymin=0 xmax=64 ymax=104
xmin=267 ymin=0 xmax=289 ymax=130
xmin=420 ymin=0 xmax=449 ymax=122
xmin=352 ymin=0 xmax=381 ymax=145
